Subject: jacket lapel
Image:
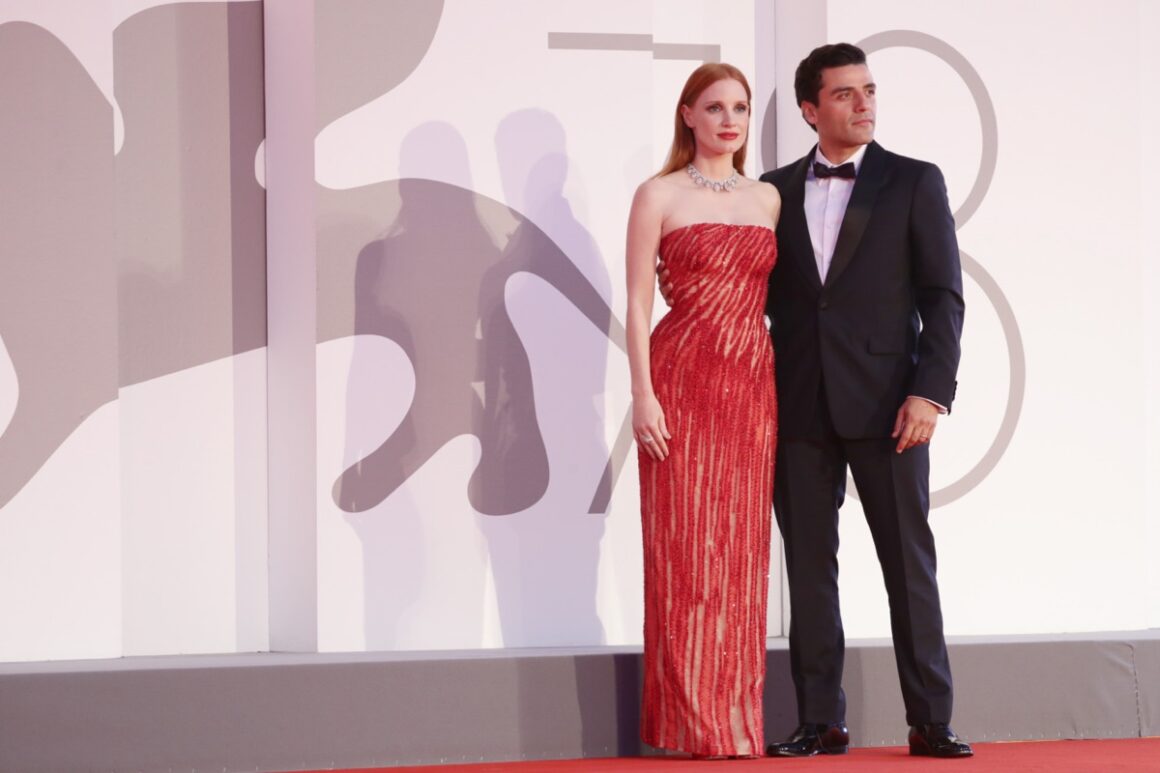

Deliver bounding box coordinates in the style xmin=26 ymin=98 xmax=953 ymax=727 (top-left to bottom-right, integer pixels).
xmin=824 ymin=141 xmax=890 ymax=288
xmin=780 ymin=150 xmax=821 ymax=291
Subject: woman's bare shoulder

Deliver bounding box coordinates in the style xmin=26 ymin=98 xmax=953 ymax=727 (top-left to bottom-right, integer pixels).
xmin=744 ymin=175 xmax=781 ymax=220
xmin=640 ymin=171 xmax=687 ymax=193
xmin=738 ymin=175 xmax=780 ymax=202
xmin=634 ymin=172 xmax=687 ymax=211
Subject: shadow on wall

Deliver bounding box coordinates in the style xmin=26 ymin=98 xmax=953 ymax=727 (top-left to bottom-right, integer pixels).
xmin=311 ymin=2 xmax=453 ymax=653
xmin=1 ymin=0 xmax=629 ymax=653
xmin=0 ymin=21 xmax=117 ymax=508
xmin=326 ymin=119 xmax=622 ymax=518
xmin=484 ymin=109 xmax=614 ymax=648
xmin=318 ymin=115 xmax=622 ymax=647
xmin=0 ymin=2 xmax=266 ymax=511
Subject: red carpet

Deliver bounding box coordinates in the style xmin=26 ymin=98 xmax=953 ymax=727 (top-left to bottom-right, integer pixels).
xmin=313 ymin=738 xmax=1160 ymax=772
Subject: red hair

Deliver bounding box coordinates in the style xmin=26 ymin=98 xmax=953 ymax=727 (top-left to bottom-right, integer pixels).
xmin=657 ymin=63 xmax=752 ymax=178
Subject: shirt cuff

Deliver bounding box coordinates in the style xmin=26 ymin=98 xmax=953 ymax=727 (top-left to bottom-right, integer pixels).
xmin=908 ymin=395 xmax=948 ymax=414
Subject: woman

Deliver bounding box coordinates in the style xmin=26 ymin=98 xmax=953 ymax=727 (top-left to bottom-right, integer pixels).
xmin=625 ymin=63 xmax=780 ymax=758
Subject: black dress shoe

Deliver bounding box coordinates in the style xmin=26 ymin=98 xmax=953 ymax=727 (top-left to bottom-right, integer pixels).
xmin=766 ymin=722 xmax=849 ymax=757
xmin=908 ymin=723 xmax=973 ymax=757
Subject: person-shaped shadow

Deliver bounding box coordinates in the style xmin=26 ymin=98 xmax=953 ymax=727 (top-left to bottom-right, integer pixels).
xmin=478 ymin=109 xmax=616 ymax=648
xmin=329 ymin=120 xmax=623 ymax=519
xmin=321 ymin=119 xmax=624 ymax=647
xmin=329 ymin=125 xmax=494 ymax=647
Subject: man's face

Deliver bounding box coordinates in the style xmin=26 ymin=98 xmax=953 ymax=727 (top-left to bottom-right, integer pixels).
xmin=802 ymin=63 xmax=876 ymax=152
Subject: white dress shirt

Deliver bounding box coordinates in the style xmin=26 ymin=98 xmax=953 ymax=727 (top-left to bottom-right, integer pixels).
xmin=804 ymin=144 xmax=867 ymax=281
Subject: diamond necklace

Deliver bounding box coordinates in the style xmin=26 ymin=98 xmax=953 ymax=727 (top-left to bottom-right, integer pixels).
xmin=686 ymin=163 xmax=739 ymax=192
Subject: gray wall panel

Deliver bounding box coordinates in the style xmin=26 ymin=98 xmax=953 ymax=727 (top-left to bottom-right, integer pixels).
xmin=1 ymin=634 xmax=1156 ymax=772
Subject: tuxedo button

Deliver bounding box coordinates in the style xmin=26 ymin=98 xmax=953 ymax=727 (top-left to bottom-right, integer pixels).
xmin=819 ymin=300 xmax=830 ymax=310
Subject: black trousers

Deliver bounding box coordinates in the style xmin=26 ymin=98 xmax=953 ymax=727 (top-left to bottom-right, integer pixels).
xmin=773 ymin=382 xmax=953 ymax=726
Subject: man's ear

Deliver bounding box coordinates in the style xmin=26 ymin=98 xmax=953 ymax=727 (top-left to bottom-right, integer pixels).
xmin=801 ymin=102 xmax=818 ymax=128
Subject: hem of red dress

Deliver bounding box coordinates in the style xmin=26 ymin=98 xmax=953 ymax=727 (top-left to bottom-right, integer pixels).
xmin=642 ymin=733 xmax=764 ymax=759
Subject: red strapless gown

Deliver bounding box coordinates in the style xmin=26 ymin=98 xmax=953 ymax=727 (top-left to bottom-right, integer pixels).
xmin=639 ymin=222 xmax=777 ymax=757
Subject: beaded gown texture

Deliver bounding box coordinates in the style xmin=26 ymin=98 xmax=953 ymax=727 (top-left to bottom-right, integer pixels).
xmin=639 ymin=222 xmax=778 ymax=757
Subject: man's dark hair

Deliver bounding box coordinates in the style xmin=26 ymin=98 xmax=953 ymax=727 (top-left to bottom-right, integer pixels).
xmin=794 ymin=43 xmax=867 ymax=130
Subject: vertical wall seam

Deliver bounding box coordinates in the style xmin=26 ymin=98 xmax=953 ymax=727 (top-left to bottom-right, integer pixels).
xmin=1131 ymin=643 xmax=1143 ymax=737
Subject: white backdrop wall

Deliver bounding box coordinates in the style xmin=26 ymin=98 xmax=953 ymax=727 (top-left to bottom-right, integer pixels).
xmin=0 ymin=0 xmax=1157 ymax=662
xmin=820 ymin=0 xmax=1160 ymax=636
xmin=1145 ymin=0 xmax=1160 ymax=621
xmin=0 ymin=0 xmax=269 ymax=661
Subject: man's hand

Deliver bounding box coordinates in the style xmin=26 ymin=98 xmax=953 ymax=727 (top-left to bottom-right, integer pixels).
xmin=657 ymin=259 xmax=674 ymax=306
xmin=892 ymin=397 xmax=939 ymax=454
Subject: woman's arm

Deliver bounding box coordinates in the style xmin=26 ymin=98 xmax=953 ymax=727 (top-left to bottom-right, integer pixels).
xmin=625 ymin=181 xmax=670 ymax=461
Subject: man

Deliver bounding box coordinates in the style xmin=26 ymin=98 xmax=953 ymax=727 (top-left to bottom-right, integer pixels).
xmin=757 ymin=43 xmax=970 ymax=758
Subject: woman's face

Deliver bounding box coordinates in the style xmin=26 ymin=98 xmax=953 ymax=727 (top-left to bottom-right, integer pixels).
xmin=681 ymin=78 xmax=750 ymax=159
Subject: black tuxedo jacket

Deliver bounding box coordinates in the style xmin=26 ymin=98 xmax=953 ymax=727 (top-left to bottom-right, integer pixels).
xmin=760 ymin=141 xmax=964 ymax=439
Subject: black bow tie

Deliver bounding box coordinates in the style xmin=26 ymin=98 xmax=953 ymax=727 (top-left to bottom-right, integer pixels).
xmin=813 ymin=161 xmax=857 ymax=180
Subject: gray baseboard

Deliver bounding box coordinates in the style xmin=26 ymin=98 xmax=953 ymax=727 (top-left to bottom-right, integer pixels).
xmin=2 ymin=631 xmax=1157 ymax=772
